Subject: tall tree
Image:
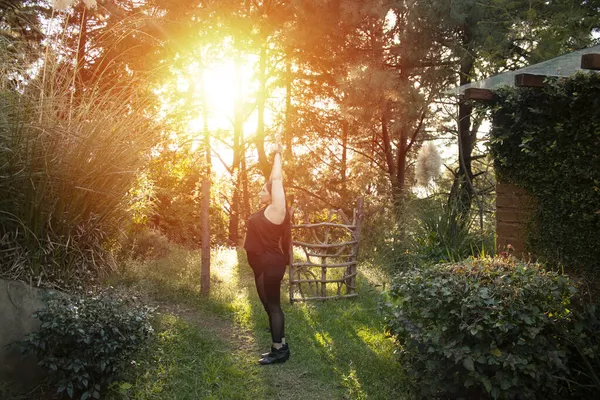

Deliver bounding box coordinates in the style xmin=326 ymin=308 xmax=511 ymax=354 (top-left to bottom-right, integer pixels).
xmin=0 ymin=0 xmax=48 ymax=85
xmin=405 ymin=0 xmax=600 ymax=228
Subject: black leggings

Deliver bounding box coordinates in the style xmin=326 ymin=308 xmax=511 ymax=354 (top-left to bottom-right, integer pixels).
xmin=247 ymin=251 xmax=286 ymax=343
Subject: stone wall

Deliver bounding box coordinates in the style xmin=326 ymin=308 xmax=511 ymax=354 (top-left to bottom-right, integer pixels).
xmin=0 ymin=279 xmax=46 ymax=392
xmin=495 ymin=183 xmax=536 ymax=258
xmin=495 ymin=183 xmax=537 ymax=258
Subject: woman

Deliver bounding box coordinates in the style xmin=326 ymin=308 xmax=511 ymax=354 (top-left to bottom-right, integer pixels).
xmin=244 ymin=146 xmax=292 ymax=365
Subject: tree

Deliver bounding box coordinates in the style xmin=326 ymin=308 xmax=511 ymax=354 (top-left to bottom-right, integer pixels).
xmin=413 ymin=0 xmax=600 ymax=229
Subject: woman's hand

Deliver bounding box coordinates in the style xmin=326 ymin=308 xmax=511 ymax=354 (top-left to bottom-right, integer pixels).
xmin=272 ymin=131 xmax=283 ymax=156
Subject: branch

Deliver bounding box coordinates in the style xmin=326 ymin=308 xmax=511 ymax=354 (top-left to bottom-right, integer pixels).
xmin=212 ymin=149 xmax=234 ymax=175
xmin=405 ymin=108 xmax=428 ymax=154
xmin=288 ymin=185 xmax=340 ymax=209
xmin=444 ymin=163 xmax=458 ymax=177
xmin=344 ymin=144 xmax=387 ymax=172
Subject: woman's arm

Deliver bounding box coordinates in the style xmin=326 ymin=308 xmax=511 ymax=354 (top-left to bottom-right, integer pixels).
xmin=265 ymin=150 xmax=286 ymax=225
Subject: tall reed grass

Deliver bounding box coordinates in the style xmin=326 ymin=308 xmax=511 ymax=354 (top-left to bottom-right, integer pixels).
xmin=364 ymin=195 xmax=495 ymax=270
xmin=0 ymin=36 xmax=161 ymax=288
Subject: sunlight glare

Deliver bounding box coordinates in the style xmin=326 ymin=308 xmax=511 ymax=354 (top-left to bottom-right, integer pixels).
xmin=211 ymin=247 xmax=240 ymax=284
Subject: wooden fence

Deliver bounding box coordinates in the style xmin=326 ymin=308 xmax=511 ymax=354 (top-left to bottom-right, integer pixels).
xmin=288 ymin=198 xmax=363 ymax=303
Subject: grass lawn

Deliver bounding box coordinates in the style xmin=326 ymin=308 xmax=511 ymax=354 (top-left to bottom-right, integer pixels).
xmin=107 ymin=247 xmax=409 ymax=400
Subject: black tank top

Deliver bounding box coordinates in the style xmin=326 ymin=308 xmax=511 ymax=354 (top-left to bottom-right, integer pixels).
xmin=244 ymin=207 xmax=291 ymax=262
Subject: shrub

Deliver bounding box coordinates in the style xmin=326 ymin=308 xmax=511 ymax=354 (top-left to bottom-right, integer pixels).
xmin=126 ymin=228 xmax=172 ymax=260
xmin=378 ymin=196 xmax=494 ymax=270
xmin=488 ymin=73 xmax=600 ymax=275
xmin=21 ymin=290 xmax=155 ymax=399
xmin=384 ymin=256 xmax=595 ymax=399
xmin=404 ymin=197 xmax=494 ymax=265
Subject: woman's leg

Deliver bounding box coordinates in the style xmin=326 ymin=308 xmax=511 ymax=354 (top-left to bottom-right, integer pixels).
xmin=258 ymin=257 xmax=289 ymax=364
xmin=254 ymin=272 xmax=270 ymax=317
xmin=264 ymin=266 xmax=286 ymax=344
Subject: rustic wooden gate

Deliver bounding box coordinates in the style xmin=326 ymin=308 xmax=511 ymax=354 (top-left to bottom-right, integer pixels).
xmin=288 ymin=198 xmax=363 ymax=303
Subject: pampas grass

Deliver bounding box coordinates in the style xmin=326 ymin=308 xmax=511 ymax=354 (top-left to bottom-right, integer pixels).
xmin=0 ymin=26 xmax=161 ymax=288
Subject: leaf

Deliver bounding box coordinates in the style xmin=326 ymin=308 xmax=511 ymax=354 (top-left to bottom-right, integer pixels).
xmin=490 ymin=348 xmax=502 ymax=357
xmin=120 ymin=382 xmax=133 ymax=391
xmin=481 ymin=376 xmax=492 ymax=393
xmin=463 ymin=356 xmax=474 ymax=372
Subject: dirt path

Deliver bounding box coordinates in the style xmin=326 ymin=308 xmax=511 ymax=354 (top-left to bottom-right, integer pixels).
xmin=149 ymin=300 xmax=347 ymax=400
xmin=158 ymin=301 xmax=260 ymax=354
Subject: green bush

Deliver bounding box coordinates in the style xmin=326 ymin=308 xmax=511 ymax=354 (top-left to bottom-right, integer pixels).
xmin=488 ymin=73 xmax=600 ymax=274
xmin=21 ymin=290 xmax=155 ymax=399
xmin=404 ymin=197 xmax=494 ymax=265
xmin=384 ymin=256 xmax=597 ymax=399
xmin=126 ymin=228 xmax=172 ymax=260
xmin=375 ymin=196 xmax=494 ymax=270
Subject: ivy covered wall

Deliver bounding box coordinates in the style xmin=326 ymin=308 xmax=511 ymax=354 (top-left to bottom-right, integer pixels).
xmin=488 ymin=73 xmax=600 ymax=274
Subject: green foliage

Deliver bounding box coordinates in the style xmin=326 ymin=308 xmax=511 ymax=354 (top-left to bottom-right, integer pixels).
xmin=21 ymin=290 xmax=155 ymax=400
xmin=124 ymin=228 xmax=172 ymax=260
xmin=384 ymin=257 xmax=598 ymax=399
xmin=488 ymin=73 xmax=600 ymax=274
xmin=132 ymin=147 xmax=229 ymax=248
xmin=0 ymin=52 xmax=161 ymax=287
xmin=403 ymin=197 xmax=494 ymax=266
xmin=369 ymin=195 xmax=494 ymax=270
xmin=563 ymin=298 xmax=600 ymax=396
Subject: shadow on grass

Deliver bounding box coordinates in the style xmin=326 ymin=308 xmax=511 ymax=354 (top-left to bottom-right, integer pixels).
xmin=108 ymin=313 xmax=269 ymax=400
xmin=111 ymin=247 xmax=409 ymax=400
xmin=285 ymin=276 xmax=410 ymax=400
xmin=231 ymin=250 xmax=409 ymax=400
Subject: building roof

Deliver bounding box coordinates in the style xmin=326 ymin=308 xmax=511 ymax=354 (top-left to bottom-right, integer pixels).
xmin=449 ymin=44 xmax=600 ymax=96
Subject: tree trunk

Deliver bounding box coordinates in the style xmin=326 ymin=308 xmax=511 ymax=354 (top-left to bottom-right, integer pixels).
xmin=241 ymin=148 xmax=251 ymax=222
xmin=394 ymin=125 xmax=407 ymax=209
xmin=200 ymin=69 xmax=211 ymax=297
xmin=341 ymin=120 xmax=348 ymax=196
xmin=285 ymin=56 xmax=293 ymax=159
xmin=228 ymin=176 xmax=240 ymax=245
xmin=449 ymin=25 xmax=477 ymax=228
xmin=380 ymin=104 xmax=406 ymax=211
xmin=256 ymin=44 xmax=269 ymax=178
xmin=228 ymin=56 xmax=244 ymax=245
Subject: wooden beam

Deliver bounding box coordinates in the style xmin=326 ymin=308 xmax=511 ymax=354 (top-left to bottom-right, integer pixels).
xmin=292 ymin=222 xmax=356 ymax=229
xmin=290 ymin=272 xmax=358 ymax=284
xmin=305 ymin=253 xmax=354 ymax=258
xmin=463 ymin=88 xmax=493 ymax=101
xmin=292 ymin=240 xmax=357 ymax=248
xmin=581 ymin=53 xmax=600 ymax=70
xmin=292 ymin=261 xmax=358 ymax=268
xmin=290 ymin=293 xmax=358 ymax=302
xmin=515 ymin=73 xmax=546 ymax=87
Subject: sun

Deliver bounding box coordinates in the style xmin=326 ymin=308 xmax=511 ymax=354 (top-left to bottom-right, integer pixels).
xmin=187 ymin=57 xmax=259 ymax=134
xmin=159 ymin=45 xmax=285 ymax=176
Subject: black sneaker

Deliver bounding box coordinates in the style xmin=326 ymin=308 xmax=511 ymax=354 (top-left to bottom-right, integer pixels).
xmin=258 ymin=344 xmax=290 ymax=365
xmin=261 ymin=346 xmax=276 ymax=358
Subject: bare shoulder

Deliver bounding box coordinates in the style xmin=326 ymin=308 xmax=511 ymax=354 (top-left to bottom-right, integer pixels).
xmin=264 ymin=204 xmax=286 ymax=225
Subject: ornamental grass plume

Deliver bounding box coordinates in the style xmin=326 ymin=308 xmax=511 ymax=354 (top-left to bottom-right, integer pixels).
xmin=415 ymin=142 xmax=442 ymax=187
xmin=51 ymin=0 xmax=97 ymax=11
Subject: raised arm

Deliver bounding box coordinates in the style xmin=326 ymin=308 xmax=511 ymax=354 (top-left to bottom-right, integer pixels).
xmin=265 ymin=149 xmax=286 ymax=225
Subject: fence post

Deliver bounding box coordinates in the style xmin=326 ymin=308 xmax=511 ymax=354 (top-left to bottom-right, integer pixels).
xmin=348 ymin=197 xmax=363 ymax=295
